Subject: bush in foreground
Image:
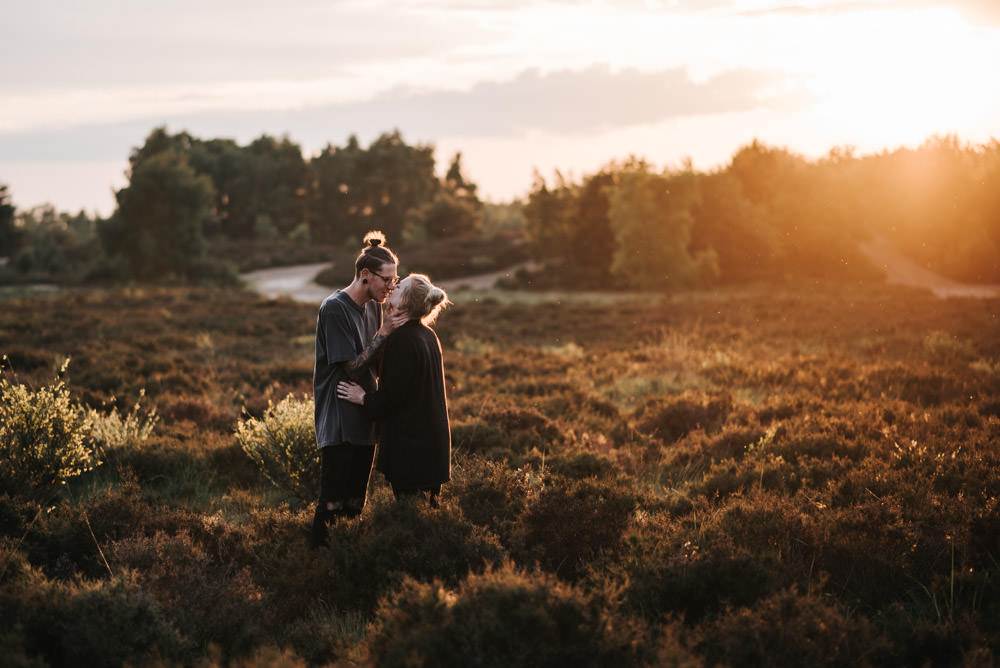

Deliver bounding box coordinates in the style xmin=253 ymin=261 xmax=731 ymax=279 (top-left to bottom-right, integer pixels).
xmin=0 ymin=364 xmax=97 ymax=501
xmin=235 ymin=394 xmax=318 ymax=501
xmin=0 ymin=562 xmax=182 ymax=667
xmin=363 ymin=564 xmax=691 ymax=667
xmin=328 ymin=497 xmax=507 ymax=613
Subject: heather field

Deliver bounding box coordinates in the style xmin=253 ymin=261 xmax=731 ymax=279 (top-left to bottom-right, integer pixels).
xmin=2 ymin=281 xmax=1000 ymax=666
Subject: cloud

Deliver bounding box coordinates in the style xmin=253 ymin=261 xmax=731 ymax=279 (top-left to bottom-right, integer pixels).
xmin=356 ymin=65 xmax=805 ymax=137
xmin=1 ymin=1 xmax=492 ymax=91
xmin=0 ymin=65 xmax=808 ymax=163
xmin=737 ymin=0 xmax=1000 ymax=23
xmin=738 ymin=1 xmax=896 ymax=17
xmin=911 ymin=0 xmax=1000 ymax=24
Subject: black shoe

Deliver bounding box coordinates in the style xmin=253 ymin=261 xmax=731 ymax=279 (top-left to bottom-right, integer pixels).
xmin=309 ymin=508 xmax=331 ymax=549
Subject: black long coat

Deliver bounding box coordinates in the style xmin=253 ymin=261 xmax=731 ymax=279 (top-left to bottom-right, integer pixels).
xmin=364 ymin=320 xmax=451 ymax=488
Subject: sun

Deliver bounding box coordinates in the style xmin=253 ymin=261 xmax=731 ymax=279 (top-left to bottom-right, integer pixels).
xmin=804 ymin=7 xmax=998 ymax=147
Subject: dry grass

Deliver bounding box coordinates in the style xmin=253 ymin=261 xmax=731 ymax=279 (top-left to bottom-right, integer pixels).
xmin=2 ymin=281 xmax=999 ymax=666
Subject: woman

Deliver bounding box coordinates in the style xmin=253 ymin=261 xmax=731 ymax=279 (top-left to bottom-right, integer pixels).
xmin=336 ymin=273 xmax=452 ymax=506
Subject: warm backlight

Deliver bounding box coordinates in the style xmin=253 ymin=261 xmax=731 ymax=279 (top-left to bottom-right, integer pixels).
xmin=808 ymin=7 xmax=994 ymax=146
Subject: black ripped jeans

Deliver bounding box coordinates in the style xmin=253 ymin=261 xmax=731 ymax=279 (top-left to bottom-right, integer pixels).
xmin=309 ymin=443 xmax=375 ymax=547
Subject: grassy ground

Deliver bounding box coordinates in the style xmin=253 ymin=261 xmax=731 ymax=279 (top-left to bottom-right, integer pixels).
xmin=2 ymin=281 xmax=999 ymax=666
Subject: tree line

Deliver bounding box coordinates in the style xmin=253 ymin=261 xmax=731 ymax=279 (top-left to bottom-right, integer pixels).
xmin=2 ymin=131 xmax=997 ymax=287
xmin=0 ymin=127 xmax=484 ymax=282
xmin=522 ymin=135 xmax=1000 ymax=289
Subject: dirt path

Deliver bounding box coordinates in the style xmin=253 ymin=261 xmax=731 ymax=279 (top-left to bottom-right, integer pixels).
xmin=858 ymin=236 xmax=1000 ymax=298
xmin=437 ymin=261 xmax=541 ymax=291
xmin=241 ymin=242 xmax=998 ymax=303
xmin=241 ymin=262 xmax=332 ymax=304
xmin=241 ymin=261 xmax=541 ymax=304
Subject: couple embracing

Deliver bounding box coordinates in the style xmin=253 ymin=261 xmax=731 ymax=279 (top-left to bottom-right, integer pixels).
xmin=310 ymin=231 xmax=451 ymax=548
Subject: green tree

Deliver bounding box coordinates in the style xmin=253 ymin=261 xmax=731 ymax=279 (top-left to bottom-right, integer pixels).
xmin=566 ymin=169 xmax=617 ymax=284
xmin=6 ymin=205 xmax=103 ymax=280
xmin=307 ymin=135 xmax=364 ymax=244
xmin=128 ymin=127 xmax=309 ymax=242
xmin=479 ymin=200 xmax=525 ymax=238
xmin=0 ymin=183 xmax=19 ymax=257
xmin=12 ymin=206 xmax=75 ymax=275
xmin=108 ymin=148 xmax=215 ymax=280
xmin=416 ymin=191 xmax=482 ymax=240
xmin=445 ymin=152 xmax=477 ymax=198
xmin=404 ymin=152 xmax=483 ymax=241
xmin=860 ymin=135 xmax=1000 ymax=282
xmin=726 ymin=140 xmax=866 ymax=280
xmin=522 ymin=170 xmax=575 ymax=262
xmin=356 ymin=130 xmax=438 ymax=241
xmin=127 ymin=126 xmax=187 ymax=166
xmin=308 ymin=131 xmax=438 ymax=244
xmin=728 ymin=139 xmax=807 ymax=209
xmin=185 ymin=136 xmax=244 ymax=238
xmin=242 ymin=134 xmax=309 ymax=238
xmin=691 ymin=171 xmax=778 ymax=282
xmin=608 ymin=167 xmax=718 ymax=291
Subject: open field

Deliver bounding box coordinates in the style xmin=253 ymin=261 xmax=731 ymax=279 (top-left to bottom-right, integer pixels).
xmin=2 ymin=282 xmax=1000 ymax=666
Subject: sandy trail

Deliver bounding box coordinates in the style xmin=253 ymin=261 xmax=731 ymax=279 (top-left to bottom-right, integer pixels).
xmin=858 ymin=237 xmax=999 ymax=298
xmin=240 ymin=242 xmax=999 ymax=304
xmin=241 ymin=261 xmax=540 ymax=304
xmin=241 ymin=262 xmax=332 ymax=304
xmin=436 ymin=262 xmax=541 ymax=291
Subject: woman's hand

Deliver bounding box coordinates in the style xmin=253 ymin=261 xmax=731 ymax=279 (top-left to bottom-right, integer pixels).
xmin=378 ymin=308 xmax=410 ymax=337
xmin=337 ymin=381 xmax=365 ymax=405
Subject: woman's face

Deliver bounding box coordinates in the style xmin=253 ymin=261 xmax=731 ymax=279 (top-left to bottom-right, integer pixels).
xmin=387 ymin=276 xmax=410 ymax=313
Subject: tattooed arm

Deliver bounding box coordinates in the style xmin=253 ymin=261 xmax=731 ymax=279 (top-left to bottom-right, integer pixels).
xmin=339 ymin=310 xmax=409 ymax=381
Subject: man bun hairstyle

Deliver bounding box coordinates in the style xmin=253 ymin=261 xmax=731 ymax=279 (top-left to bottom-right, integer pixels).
xmin=354 ymin=230 xmax=398 ymax=277
xmin=400 ymin=274 xmax=451 ymax=325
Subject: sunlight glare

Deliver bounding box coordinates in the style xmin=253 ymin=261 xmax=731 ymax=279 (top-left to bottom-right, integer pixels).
xmin=807 ymin=8 xmax=997 ymax=147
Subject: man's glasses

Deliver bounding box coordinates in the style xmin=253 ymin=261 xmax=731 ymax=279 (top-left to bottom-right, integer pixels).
xmin=370 ymin=270 xmax=400 ymax=286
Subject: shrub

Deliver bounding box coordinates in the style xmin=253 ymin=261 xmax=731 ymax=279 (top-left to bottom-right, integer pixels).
xmin=84 ymin=390 xmax=158 ymax=458
xmin=1 ymin=568 xmax=182 ymax=667
xmin=327 ymin=497 xmax=507 ymax=613
xmin=182 ymin=257 xmax=242 ymax=287
xmin=611 ymin=506 xmax=789 ymax=624
xmin=633 ymin=391 xmax=733 ymax=443
xmin=549 ymin=451 xmax=617 ymax=480
xmin=161 ymin=395 xmax=234 ymax=432
xmin=363 ymin=565 xmax=670 ymax=667
xmin=451 ymin=405 xmax=563 ymax=459
xmin=864 ymin=364 xmax=966 ymax=407
xmin=698 ymin=588 xmax=886 ymax=667
xmin=512 ymin=477 xmax=638 ymax=581
xmin=109 ymin=529 xmax=271 ymax=659
xmin=235 ymin=394 xmax=318 ymax=501
xmin=0 ymin=365 xmax=97 ymax=501
xmin=452 ymin=457 xmax=533 ymax=539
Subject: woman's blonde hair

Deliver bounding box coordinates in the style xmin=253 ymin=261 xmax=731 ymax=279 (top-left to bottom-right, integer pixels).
xmin=399 ymin=273 xmax=451 ymax=325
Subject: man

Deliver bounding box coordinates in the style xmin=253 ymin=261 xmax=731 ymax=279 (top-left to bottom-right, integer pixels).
xmin=310 ymin=230 xmax=406 ymax=548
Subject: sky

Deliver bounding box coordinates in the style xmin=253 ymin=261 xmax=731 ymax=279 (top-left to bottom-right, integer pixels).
xmin=2 ymin=0 xmax=1000 ymax=217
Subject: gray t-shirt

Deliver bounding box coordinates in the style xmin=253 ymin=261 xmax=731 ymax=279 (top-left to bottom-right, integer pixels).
xmin=313 ymin=290 xmax=381 ymax=448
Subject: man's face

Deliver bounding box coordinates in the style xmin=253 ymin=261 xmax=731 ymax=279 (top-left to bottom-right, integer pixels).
xmin=367 ymin=262 xmax=399 ymax=303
